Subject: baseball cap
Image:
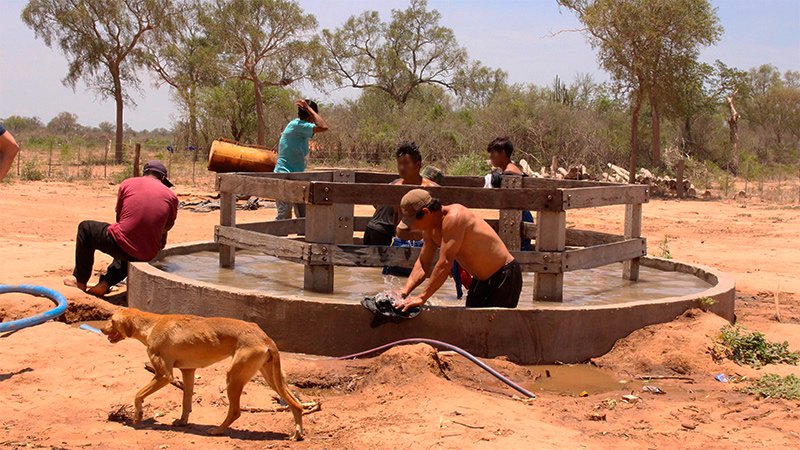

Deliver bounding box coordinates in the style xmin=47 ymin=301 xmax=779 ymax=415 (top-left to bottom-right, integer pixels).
xmin=397 ymin=189 xmax=433 ymax=232
xmin=143 ymin=160 xmax=173 ymax=187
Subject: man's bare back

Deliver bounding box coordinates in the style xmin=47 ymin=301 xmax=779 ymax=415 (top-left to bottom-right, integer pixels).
xmin=424 ymin=204 xmax=513 ymax=280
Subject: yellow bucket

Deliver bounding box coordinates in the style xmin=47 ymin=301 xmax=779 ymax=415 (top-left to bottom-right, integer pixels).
xmin=207 ymin=138 xmax=277 ymax=173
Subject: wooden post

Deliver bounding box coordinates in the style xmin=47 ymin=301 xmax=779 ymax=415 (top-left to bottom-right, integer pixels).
xmin=304 ymin=203 xmax=336 ymax=293
xmin=48 ymin=141 xmax=53 ymax=178
xmin=133 ymin=143 xmax=141 ymax=177
xmin=499 ymin=175 xmax=522 ymax=251
xmin=534 ymin=210 xmax=566 ymax=301
xmin=333 ymin=170 xmax=355 ymax=244
xmin=104 ymin=139 xmax=110 ymax=178
xmin=550 ymin=156 xmax=558 ymax=178
xmin=623 ymin=203 xmax=642 ymax=281
xmin=219 ymin=190 xmax=236 ymax=267
xmin=675 ymin=159 xmax=685 ymax=199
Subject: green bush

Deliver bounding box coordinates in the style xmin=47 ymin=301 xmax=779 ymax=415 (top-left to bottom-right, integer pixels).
xmin=717 ymin=325 xmax=800 ymax=368
xmin=446 ymin=152 xmax=491 ymax=176
xmin=21 ymin=160 xmax=44 ymax=181
xmin=742 ymin=374 xmax=800 ymax=400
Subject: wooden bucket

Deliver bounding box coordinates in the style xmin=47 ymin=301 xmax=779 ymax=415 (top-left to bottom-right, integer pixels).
xmin=207 ymin=139 xmax=277 ymax=173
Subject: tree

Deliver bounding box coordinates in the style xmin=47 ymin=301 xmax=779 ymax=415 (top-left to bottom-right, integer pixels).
xmin=47 ymin=111 xmax=79 ymax=134
xmin=1 ymin=116 xmax=44 ymax=134
xmin=710 ymin=61 xmax=748 ymax=169
xmin=321 ymin=0 xmax=504 ymax=106
xmin=145 ymin=0 xmax=221 ymax=154
xmin=202 ymin=0 xmax=318 ymax=146
xmin=22 ymin=0 xmax=172 ymax=163
xmin=558 ymin=0 xmax=722 ymax=176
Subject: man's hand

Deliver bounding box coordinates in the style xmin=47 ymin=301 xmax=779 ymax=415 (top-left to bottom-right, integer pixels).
xmin=396 ymin=295 xmax=425 ymax=312
xmin=295 ymin=99 xmax=310 ymax=111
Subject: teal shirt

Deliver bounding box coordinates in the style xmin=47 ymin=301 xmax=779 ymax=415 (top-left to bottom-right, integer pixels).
xmin=274 ymin=118 xmax=315 ymax=173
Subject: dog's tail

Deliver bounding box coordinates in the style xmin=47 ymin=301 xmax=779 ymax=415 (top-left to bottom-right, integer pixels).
xmin=262 ymin=346 xmax=306 ymax=439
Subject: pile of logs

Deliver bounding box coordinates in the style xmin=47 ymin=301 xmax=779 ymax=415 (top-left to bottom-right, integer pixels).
xmin=517 ymin=159 xmax=697 ymax=198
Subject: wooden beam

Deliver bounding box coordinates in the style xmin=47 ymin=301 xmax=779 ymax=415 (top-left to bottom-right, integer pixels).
xmin=308 ymin=182 xmax=563 ymax=211
xmin=534 ymin=211 xmax=566 ymax=301
xmin=499 ymin=175 xmax=522 ymax=251
xmin=303 ymin=203 xmax=336 ymax=293
xmin=623 ymin=203 xmax=643 ymax=281
xmin=215 ymin=226 xmax=307 ymax=263
xmin=523 ymin=177 xmax=615 ymax=189
xmin=216 ymin=174 xmax=310 ymax=202
xmin=563 ymin=185 xmax=649 ymax=209
xmin=563 ymin=238 xmax=647 ymax=272
xmin=226 ymin=171 xmax=333 ymax=181
xmin=237 ymin=218 xmax=305 ymax=236
xmin=312 ymin=243 xmax=422 ymax=268
xmin=219 ymin=191 xmax=236 ymax=268
xmin=333 ymin=170 xmax=355 ymax=244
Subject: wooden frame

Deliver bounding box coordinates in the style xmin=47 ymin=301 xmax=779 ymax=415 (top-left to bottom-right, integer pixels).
xmin=214 ymin=171 xmax=648 ymax=301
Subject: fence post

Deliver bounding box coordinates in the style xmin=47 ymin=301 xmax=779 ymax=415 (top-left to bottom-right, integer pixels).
xmin=133 ymin=143 xmax=141 ymax=177
xmin=104 ymin=139 xmax=110 ymax=178
xmin=623 ymin=203 xmax=643 ymax=281
xmin=534 ymin=210 xmax=566 ymax=302
xmin=48 ymin=141 xmax=53 ymax=178
xmin=16 ymin=140 xmax=21 ymax=177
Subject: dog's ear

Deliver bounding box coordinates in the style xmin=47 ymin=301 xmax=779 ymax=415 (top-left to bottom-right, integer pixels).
xmin=120 ymin=316 xmax=135 ymax=338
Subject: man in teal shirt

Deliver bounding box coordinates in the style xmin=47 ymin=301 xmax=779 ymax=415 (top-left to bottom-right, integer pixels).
xmin=274 ymin=99 xmax=329 ymax=219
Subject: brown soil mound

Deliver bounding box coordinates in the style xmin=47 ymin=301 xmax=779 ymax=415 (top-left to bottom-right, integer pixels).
xmin=594 ymin=309 xmax=735 ymax=377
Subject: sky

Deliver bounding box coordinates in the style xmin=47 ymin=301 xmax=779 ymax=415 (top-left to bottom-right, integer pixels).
xmin=1 ymin=0 xmax=798 ymax=131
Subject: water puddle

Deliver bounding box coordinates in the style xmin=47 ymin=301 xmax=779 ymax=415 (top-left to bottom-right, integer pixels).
xmin=524 ymin=364 xmax=639 ymax=396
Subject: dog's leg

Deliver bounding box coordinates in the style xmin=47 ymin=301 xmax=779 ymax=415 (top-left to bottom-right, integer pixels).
xmin=173 ymin=369 xmax=196 ymax=427
xmin=208 ymin=350 xmax=263 ymax=436
xmin=261 ymin=348 xmax=305 ymax=441
xmin=133 ymin=375 xmax=170 ymax=423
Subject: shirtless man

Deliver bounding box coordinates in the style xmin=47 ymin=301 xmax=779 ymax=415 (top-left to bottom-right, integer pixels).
xmin=393 ymin=189 xmax=522 ymax=310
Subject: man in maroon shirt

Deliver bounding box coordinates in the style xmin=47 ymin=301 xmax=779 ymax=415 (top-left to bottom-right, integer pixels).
xmin=64 ymin=161 xmax=179 ymax=297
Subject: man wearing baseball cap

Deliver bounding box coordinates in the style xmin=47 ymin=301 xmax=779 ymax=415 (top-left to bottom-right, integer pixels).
xmin=64 ymin=160 xmax=178 ymax=297
xmin=394 ymin=189 xmax=522 ymax=311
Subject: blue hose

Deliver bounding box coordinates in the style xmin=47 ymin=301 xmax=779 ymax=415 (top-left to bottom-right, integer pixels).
xmin=0 ymin=285 xmax=68 ymax=332
xmin=334 ymin=338 xmax=536 ymax=399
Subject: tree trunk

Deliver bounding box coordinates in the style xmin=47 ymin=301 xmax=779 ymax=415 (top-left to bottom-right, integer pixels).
xmin=650 ymin=97 xmax=661 ymax=166
xmin=727 ymin=94 xmax=740 ymax=172
xmin=253 ymin=76 xmax=266 ymax=146
xmin=112 ymin=69 xmax=125 ymax=164
xmin=628 ymin=93 xmax=642 ymax=184
xmin=188 ymin=90 xmax=198 ymax=161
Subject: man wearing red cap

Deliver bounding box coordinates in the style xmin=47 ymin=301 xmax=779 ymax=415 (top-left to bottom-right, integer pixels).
xmin=393 ymin=189 xmax=522 ymax=311
xmin=64 ymin=160 xmax=178 ymax=297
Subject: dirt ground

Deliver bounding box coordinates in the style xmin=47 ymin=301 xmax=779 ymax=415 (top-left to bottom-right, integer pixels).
xmin=1 ymin=176 xmax=799 ymax=449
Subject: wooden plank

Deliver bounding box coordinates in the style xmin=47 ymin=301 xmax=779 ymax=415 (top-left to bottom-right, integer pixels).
xmin=354 ymin=172 xmax=484 ymax=187
xmin=314 ymin=244 xmax=423 ymax=268
xmin=563 ymin=185 xmax=649 ymax=209
xmin=333 ymin=170 xmax=355 ymax=244
xmin=303 ymin=203 xmax=336 ymax=292
xmin=523 ymin=177 xmax=615 ymax=189
xmin=511 ymin=250 xmax=562 ymax=273
xmin=215 ymin=226 xmax=307 ymax=263
xmin=216 ymin=174 xmax=310 ymax=202
xmin=623 ymin=203 xmax=643 ymax=281
xmin=219 ymin=191 xmax=236 ymax=268
xmin=563 ymin=238 xmax=647 ymax=272
xmin=228 ymin=171 xmax=333 ymax=181
xmin=565 ymin=228 xmax=624 ymax=247
xmin=499 ymin=175 xmax=522 ymax=251
xmin=534 ymin=210 xmax=566 ymax=301
xmin=309 ymin=182 xmax=563 ymax=211
xmin=237 ymin=219 xmax=305 ymax=236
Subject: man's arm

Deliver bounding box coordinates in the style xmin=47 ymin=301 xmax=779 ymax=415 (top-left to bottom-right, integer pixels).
xmin=399 ymin=231 xmax=437 ymax=298
xmin=0 ymin=130 xmax=20 ymax=181
xmin=400 ymin=215 xmax=465 ymax=312
xmin=296 ymin=99 xmax=329 ymax=134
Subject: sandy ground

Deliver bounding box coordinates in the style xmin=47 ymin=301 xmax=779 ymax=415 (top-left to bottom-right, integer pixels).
xmin=1 ymin=176 xmax=799 ymax=449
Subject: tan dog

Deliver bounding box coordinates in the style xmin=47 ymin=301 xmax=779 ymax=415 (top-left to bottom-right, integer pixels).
xmin=101 ymin=308 xmax=306 ymax=440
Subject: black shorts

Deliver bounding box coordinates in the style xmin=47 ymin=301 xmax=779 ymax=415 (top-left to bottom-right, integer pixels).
xmin=466 ymin=260 xmax=522 ymax=308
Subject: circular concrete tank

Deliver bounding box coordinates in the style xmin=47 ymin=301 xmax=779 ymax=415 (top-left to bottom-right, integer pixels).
xmin=128 ymin=242 xmax=735 ymax=364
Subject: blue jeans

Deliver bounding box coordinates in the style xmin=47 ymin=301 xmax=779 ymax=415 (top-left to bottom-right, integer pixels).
xmin=276 ymin=201 xmax=306 ymax=220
